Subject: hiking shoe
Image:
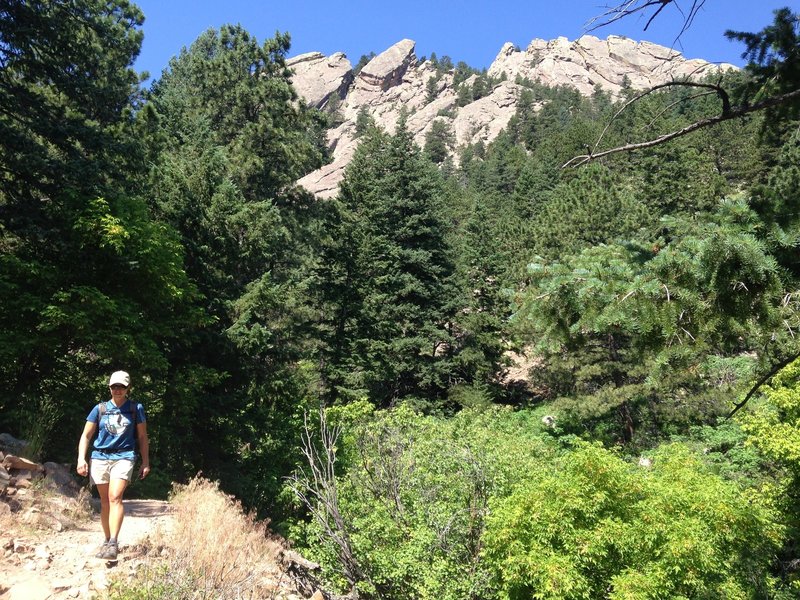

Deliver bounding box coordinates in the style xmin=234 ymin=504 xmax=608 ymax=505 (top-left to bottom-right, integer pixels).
xmin=95 ymin=542 xmax=110 ymax=559
xmin=100 ymin=542 xmax=118 ymax=560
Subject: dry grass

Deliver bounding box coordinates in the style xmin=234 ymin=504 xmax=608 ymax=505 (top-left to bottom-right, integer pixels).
xmin=111 ymin=476 xmax=290 ymax=600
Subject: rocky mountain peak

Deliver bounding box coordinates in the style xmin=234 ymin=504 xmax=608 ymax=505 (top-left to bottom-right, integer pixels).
xmin=292 ymin=35 xmax=735 ymax=198
xmin=488 ymin=34 xmax=731 ymax=97
xmin=358 ymin=39 xmax=417 ymax=90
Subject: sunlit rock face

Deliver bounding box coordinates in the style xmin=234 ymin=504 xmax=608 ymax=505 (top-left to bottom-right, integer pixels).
xmin=290 ymin=36 xmax=734 ymax=198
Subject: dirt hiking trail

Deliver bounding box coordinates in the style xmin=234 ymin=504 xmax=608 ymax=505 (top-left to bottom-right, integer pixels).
xmin=1 ymin=499 xmax=172 ymax=599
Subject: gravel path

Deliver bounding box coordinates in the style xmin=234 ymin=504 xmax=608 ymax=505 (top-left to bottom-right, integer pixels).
xmin=1 ymin=499 xmax=172 ymax=600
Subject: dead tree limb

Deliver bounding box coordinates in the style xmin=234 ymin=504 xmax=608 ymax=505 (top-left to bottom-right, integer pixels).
xmin=585 ymin=1 xmax=707 ymax=35
xmin=288 ymin=410 xmax=369 ymax=595
xmin=562 ymin=86 xmax=800 ymax=168
xmin=727 ymin=350 xmax=800 ymax=419
xmin=588 ymin=79 xmax=731 ymax=158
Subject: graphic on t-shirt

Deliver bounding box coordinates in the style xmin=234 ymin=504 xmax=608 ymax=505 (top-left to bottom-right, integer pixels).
xmin=104 ymin=412 xmax=131 ymax=437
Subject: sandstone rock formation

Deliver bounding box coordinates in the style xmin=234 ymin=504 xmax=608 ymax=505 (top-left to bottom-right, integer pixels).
xmin=487 ymin=35 xmax=731 ymax=97
xmin=290 ymin=35 xmax=735 ymax=198
xmin=286 ymin=51 xmax=353 ymax=109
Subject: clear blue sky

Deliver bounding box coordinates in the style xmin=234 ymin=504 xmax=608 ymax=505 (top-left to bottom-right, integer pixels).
xmin=132 ymin=1 xmax=800 ymax=80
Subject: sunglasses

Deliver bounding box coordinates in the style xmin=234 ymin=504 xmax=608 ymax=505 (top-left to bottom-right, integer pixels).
xmin=109 ymin=384 xmax=128 ymax=390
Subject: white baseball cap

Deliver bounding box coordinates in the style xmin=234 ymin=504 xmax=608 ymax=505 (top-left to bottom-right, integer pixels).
xmin=108 ymin=371 xmax=130 ymax=387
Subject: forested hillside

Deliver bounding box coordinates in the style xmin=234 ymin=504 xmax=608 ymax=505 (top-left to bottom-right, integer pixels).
xmin=2 ymin=1 xmax=800 ymax=597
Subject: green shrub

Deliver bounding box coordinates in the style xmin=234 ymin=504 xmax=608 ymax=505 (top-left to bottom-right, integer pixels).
xmin=483 ymin=442 xmax=783 ymax=599
xmin=297 ymin=405 xmax=555 ymax=599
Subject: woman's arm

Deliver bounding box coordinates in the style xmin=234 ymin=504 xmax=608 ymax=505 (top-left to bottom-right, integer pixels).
xmin=137 ymin=421 xmax=150 ymax=479
xmin=76 ymin=420 xmax=97 ymax=477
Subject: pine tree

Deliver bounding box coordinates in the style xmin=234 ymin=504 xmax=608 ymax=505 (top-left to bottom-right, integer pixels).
xmin=423 ymin=118 xmax=455 ymax=164
xmin=318 ymin=121 xmax=457 ymax=407
xmin=530 ymin=164 xmax=651 ymax=259
xmin=140 ymin=24 xmax=329 ymax=507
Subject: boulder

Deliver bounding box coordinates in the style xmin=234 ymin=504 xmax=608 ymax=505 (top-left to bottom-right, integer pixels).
xmin=357 ymin=39 xmax=416 ymax=90
xmin=0 ymin=433 xmax=28 ymax=455
xmin=13 ymin=476 xmax=32 ymax=489
xmin=43 ymin=462 xmax=82 ymax=498
xmin=3 ymin=455 xmax=44 ymax=473
xmin=3 ymin=455 xmax=42 ymax=473
xmin=288 ymin=51 xmax=353 ymax=109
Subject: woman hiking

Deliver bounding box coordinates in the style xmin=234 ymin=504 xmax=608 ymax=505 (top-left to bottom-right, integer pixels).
xmin=76 ymin=370 xmax=150 ymax=560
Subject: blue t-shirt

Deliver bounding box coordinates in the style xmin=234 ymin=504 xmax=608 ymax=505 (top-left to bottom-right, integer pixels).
xmin=87 ymin=399 xmax=147 ymax=461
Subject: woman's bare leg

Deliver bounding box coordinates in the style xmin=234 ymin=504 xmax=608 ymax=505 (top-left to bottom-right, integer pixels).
xmin=107 ymin=478 xmax=129 ymax=542
xmin=95 ymin=483 xmax=111 ymax=541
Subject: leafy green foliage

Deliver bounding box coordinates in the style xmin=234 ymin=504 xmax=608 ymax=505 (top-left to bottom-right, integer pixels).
xmin=297 ymin=407 xmax=784 ymax=599
xmin=483 ymin=442 xmax=783 ymax=599
xmin=743 ymin=359 xmax=800 ymax=477
xmin=0 ymin=0 xmax=200 ymax=467
xmin=297 ymin=405 xmax=556 ymax=599
xmin=741 ymin=358 xmax=800 ymax=566
xmin=671 ymin=418 xmax=767 ymax=485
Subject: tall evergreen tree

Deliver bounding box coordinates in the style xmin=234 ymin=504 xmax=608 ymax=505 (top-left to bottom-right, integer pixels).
xmin=316 ymin=121 xmax=457 ymax=407
xmin=141 ymin=24 xmax=328 ymax=508
xmin=0 ymin=0 xmax=200 ymax=461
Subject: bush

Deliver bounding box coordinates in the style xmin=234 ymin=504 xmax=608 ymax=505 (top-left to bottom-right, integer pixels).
xmin=483 ymin=442 xmax=783 ymax=599
xmin=295 ymin=405 xmax=556 ymax=599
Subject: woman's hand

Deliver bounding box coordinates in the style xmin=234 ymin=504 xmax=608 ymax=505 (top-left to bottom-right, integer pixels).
xmin=76 ymin=459 xmax=88 ymax=477
xmin=139 ymin=465 xmax=151 ymax=480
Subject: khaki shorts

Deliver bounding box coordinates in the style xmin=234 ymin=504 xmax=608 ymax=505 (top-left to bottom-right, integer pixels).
xmin=90 ymin=458 xmax=135 ymax=485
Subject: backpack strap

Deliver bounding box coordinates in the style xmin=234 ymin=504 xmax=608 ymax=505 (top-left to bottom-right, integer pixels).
xmin=95 ymin=400 xmax=140 ymax=454
xmin=97 ymin=401 xmax=138 ymax=425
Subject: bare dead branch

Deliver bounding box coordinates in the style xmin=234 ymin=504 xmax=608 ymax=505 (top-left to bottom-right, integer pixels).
xmin=585 ymin=1 xmax=669 ymax=31
xmin=585 ymin=1 xmax=708 ymax=68
xmin=589 ymin=79 xmax=729 ymax=156
xmin=727 ymin=350 xmax=800 ymax=418
xmin=644 ymin=1 xmax=670 ymax=31
xmin=675 ymin=0 xmax=705 ymax=40
xmin=585 ymin=1 xmax=707 ymax=35
xmin=563 ymin=86 xmax=800 ymax=168
xmin=287 ymin=409 xmax=369 ymax=592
